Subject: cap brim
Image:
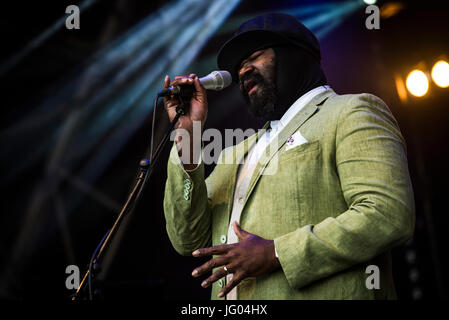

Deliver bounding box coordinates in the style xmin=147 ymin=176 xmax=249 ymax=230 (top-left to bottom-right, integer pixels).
xmin=217 ymin=30 xmax=291 ymax=82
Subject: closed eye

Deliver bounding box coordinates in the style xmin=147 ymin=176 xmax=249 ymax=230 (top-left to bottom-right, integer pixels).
xmin=240 ymin=50 xmax=264 ymax=69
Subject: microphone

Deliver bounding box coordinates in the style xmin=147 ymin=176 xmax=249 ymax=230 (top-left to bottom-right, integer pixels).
xmin=158 ymin=70 xmax=232 ymax=97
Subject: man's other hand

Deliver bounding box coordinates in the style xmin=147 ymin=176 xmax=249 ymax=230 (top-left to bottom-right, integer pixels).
xmin=191 ymin=221 xmax=281 ymax=298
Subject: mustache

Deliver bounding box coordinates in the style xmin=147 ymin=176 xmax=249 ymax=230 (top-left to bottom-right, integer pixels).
xmin=239 ymin=71 xmax=266 ymax=94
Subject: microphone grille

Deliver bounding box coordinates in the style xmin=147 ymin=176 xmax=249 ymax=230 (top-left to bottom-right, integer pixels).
xmin=210 ymin=70 xmax=232 ymax=90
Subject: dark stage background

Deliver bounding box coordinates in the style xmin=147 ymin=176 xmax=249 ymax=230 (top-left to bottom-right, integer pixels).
xmin=0 ymin=0 xmax=448 ymax=300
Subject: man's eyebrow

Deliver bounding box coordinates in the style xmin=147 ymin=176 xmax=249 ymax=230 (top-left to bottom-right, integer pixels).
xmin=240 ymin=50 xmax=264 ymax=68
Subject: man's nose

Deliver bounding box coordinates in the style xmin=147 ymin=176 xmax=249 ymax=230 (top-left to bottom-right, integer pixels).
xmin=238 ymin=64 xmax=254 ymax=81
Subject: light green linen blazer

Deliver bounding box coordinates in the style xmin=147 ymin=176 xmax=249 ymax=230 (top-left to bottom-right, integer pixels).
xmin=163 ymin=88 xmax=415 ymax=300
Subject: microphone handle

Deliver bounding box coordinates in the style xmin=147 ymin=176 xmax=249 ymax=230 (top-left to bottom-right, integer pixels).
xmin=159 ymin=84 xmax=195 ymax=101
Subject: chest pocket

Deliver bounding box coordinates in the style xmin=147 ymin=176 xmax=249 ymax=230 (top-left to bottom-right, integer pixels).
xmin=278 ymin=140 xmax=320 ymax=163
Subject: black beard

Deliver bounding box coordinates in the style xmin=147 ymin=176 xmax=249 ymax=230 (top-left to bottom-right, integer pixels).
xmin=239 ymin=71 xmax=278 ymax=121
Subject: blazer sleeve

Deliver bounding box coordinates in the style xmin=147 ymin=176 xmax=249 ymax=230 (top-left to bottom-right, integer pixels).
xmin=163 ymin=142 xmax=212 ymax=256
xmin=274 ymin=93 xmax=416 ymax=289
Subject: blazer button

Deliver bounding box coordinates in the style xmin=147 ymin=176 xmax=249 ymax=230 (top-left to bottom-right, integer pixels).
xmin=220 ymin=234 xmax=226 ymax=244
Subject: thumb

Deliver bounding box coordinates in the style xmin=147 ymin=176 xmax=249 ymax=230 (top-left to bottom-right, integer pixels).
xmin=163 ymin=75 xmax=170 ymax=89
xmin=233 ymin=221 xmax=251 ymax=240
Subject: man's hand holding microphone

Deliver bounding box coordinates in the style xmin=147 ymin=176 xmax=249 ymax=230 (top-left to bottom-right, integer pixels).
xmin=161 ymin=70 xmax=231 ymax=171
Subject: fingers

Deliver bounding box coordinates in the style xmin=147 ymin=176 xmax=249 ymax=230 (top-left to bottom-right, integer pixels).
xmin=163 ymin=74 xmax=206 ymax=103
xmin=200 ymin=267 xmax=228 ymax=289
xmin=170 ymin=74 xmax=205 ymax=93
xmin=192 ymin=244 xmax=235 ymax=257
xmin=218 ymin=273 xmax=244 ymax=298
xmin=171 ymin=75 xmax=194 ymax=87
xmin=192 ymin=256 xmax=228 ymax=278
xmin=233 ymin=221 xmax=251 ymax=240
xmin=164 ymin=74 xmax=201 ymax=88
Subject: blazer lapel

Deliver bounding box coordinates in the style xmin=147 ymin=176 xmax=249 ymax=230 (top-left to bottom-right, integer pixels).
xmin=244 ymin=88 xmax=335 ymax=203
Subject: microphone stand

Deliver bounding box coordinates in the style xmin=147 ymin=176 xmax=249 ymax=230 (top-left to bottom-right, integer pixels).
xmin=72 ymin=93 xmax=188 ymax=301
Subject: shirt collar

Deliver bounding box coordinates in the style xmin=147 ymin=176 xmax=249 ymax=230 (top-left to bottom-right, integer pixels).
xmin=270 ymin=85 xmax=330 ymax=132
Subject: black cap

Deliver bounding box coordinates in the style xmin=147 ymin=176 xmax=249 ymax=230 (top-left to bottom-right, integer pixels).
xmin=217 ymin=13 xmax=321 ymax=82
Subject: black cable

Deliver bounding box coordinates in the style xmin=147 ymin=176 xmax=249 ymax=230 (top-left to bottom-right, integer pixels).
xmin=149 ymin=94 xmax=159 ymax=162
xmin=132 ymin=95 xmax=184 ymax=213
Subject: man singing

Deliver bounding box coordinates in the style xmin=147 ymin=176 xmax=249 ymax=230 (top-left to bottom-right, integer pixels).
xmin=162 ymin=13 xmax=415 ymax=299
